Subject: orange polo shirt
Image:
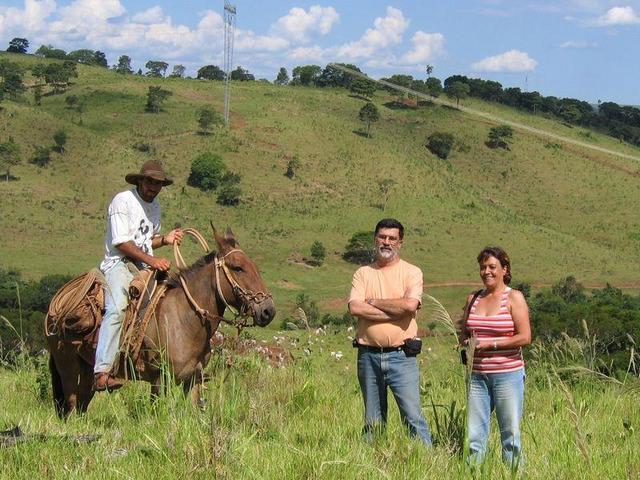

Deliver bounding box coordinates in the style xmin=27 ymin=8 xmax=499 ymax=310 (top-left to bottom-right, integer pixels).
xmin=348 ymin=258 xmax=423 ymax=347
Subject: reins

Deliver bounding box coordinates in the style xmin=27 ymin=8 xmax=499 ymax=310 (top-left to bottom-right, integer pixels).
xmin=172 ymin=228 xmax=271 ymax=334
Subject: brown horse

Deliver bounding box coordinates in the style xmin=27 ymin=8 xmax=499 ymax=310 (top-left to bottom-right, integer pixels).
xmin=46 ymin=227 xmax=276 ymax=418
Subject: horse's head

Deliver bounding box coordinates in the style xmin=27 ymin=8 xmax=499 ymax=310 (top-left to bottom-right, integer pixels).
xmin=212 ymin=225 xmax=276 ymax=327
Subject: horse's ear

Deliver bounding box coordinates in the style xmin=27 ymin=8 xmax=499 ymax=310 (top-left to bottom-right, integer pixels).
xmin=211 ymin=222 xmax=225 ymax=251
xmin=225 ymin=227 xmax=238 ymax=247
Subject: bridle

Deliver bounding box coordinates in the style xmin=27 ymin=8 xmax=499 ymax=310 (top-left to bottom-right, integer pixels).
xmin=173 ymin=229 xmax=272 ymax=333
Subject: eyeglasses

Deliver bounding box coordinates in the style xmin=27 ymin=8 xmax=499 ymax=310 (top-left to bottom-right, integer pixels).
xmin=375 ymin=234 xmax=400 ymax=243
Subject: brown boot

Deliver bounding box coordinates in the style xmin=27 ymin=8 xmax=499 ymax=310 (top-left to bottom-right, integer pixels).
xmin=93 ymin=373 xmax=124 ymax=392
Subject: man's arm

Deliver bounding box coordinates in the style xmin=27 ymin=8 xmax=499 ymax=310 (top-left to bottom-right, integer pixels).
xmin=348 ymin=300 xmax=394 ymax=322
xmin=366 ymin=297 xmax=419 ymax=318
xmin=151 ymin=228 xmax=184 ymax=249
xmin=116 ymin=242 xmax=170 ymax=271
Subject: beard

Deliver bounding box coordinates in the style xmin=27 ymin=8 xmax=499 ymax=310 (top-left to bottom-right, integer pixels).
xmin=376 ymin=246 xmax=397 ymax=260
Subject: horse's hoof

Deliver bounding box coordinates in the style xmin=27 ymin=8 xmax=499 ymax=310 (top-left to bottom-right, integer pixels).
xmin=93 ymin=373 xmax=124 ymax=392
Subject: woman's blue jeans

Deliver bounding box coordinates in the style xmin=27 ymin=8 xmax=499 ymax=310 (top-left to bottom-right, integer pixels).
xmin=357 ymin=348 xmax=432 ymax=446
xmin=467 ymin=368 xmax=525 ymax=467
xmin=94 ymin=261 xmax=133 ymax=374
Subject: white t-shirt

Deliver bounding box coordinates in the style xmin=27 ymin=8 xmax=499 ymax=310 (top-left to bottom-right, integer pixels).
xmin=100 ymin=188 xmax=161 ymax=273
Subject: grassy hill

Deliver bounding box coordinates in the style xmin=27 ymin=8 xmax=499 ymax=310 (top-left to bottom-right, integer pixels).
xmin=2 ymin=52 xmax=640 ymax=315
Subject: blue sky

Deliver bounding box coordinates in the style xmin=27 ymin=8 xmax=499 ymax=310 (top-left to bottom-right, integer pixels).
xmin=1 ymin=0 xmax=638 ymax=104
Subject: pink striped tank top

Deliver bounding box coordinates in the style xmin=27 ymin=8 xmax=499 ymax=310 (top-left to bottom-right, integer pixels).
xmin=466 ymin=287 xmax=524 ymax=374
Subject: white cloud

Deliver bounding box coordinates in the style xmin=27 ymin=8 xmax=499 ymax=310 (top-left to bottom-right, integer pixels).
xmin=235 ymin=32 xmax=290 ymax=52
xmin=59 ymin=0 xmax=125 ymax=24
xmin=560 ymin=40 xmax=598 ymax=48
xmin=594 ymin=6 xmax=640 ymax=25
xmin=271 ymin=5 xmax=339 ymax=43
xmin=131 ymin=6 xmax=165 ymax=24
xmin=288 ymin=45 xmax=326 ymax=61
xmin=400 ymin=31 xmax=445 ymax=64
xmin=336 ymin=6 xmax=408 ymax=59
xmin=471 ymin=49 xmax=538 ymax=72
xmin=0 ymin=0 xmax=56 ymax=36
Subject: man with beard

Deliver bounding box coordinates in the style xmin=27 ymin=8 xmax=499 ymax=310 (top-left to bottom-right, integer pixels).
xmin=93 ymin=160 xmax=183 ymax=392
xmin=348 ymin=218 xmax=432 ymax=446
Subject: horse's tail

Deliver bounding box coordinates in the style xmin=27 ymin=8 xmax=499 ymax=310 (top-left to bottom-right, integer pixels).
xmin=49 ymin=354 xmax=65 ymax=419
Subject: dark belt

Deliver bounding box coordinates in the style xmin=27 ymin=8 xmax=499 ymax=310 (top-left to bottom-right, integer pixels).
xmin=355 ymin=342 xmax=403 ymax=353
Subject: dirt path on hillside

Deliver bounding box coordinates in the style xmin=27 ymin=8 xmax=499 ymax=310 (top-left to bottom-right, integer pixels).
xmin=330 ymin=64 xmax=640 ymax=164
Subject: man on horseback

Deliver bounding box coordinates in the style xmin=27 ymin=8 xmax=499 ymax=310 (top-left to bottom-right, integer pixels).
xmin=94 ymin=160 xmax=183 ymax=392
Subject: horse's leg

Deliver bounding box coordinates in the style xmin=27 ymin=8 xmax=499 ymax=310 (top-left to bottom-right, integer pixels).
xmin=49 ymin=354 xmax=66 ymax=419
xmin=76 ymin=359 xmax=96 ymax=413
xmin=183 ymin=364 xmax=206 ymax=410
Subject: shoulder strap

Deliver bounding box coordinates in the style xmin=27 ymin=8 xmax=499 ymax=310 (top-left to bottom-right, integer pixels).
xmin=463 ymin=289 xmax=483 ymax=324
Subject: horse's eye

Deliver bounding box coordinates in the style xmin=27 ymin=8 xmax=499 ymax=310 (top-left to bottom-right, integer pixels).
xmin=231 ymin=266 xmax=244 ymax=273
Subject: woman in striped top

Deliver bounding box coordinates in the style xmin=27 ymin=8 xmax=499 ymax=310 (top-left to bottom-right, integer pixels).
xmin=460 ymin=246 xmax=531 ymax=467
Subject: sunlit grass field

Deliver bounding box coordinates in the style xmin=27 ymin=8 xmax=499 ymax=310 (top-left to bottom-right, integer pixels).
xmin=1 ymin=326 xmax=638 ymax=479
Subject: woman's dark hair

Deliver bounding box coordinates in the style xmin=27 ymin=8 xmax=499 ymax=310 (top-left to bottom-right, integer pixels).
xmin=374 ymin=218 xmax=404 ymax=239
xmin=477 ymin=246 xmax=512 ymax=285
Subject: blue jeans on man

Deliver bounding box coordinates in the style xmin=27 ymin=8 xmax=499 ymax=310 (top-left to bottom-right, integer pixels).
xmin=94 ymin=261 xmax=133 ymax=374
xmin=467 ymin=368 xmax=525 ymax=466
xmin=357 ymin=348 xmax=432 ymax=446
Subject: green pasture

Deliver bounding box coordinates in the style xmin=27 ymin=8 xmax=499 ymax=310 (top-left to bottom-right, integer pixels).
xmin=1 ymin=52 xmax=640 ymax=317
xmin=0 ymin=327 xmax=638 ymax=479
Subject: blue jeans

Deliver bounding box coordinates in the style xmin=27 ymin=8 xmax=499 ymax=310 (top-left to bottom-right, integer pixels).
xmin=357 ymin=348 xmax=432 ymax=446
xmin=94 ymin=261 xmax=133 ymax=374
xmin=467 ymin=369 xmax=525 ymax=467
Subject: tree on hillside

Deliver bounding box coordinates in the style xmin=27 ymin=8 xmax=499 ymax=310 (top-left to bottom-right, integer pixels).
xmin=378 ymin=178 xmax=396 ymax=211
xmin=486 ymin=125 xmax=514 ymax=150
xmin=188 ymin=152 xmax=227 ymax=191
xmin=445 ymin=81 xmax=470 ymax=107
xmin=145 ymin=86 xmax=172 ymax=113
xmin=291 ymin=65 xmax=321 ymax=86
xmin=35 ymin=45 xmax=67 ymax=59
xmin=424 ymin=77 xmax=442 ymax=98
xmin=44 ymin=61 xmax=78 ymax=93
xmin=115 ymin=55 xmax=133 ymax=74
xmin=316 ymin=63 xmax=360 ymax=88
xmin=67 ymin=49 xmax=95 ymax=64
xmin=275 ymin=67 xmax=289 ymax=85
xmin=31 ymin=146 xmax=51 ymax=167
xmin=0 ymin=60 xmax=25 ymax=99
xmin=310 ymin=241 xmax=326 ymax=266
xmin=359 ymin=102 xmax=380 ymax=138
xmin=285 ymin=155 xmax=301 ymax=178
xmin=31 ymin=63 xmax=47 ymax=83
xmin=33 ymin=84 xmax=43 ymax=106
xmin=0 ymin=137 xmax=20 ymax=181
xmin=343 ymin=231 xmax=373 ymax=264
xmin=197 ymin=105 xmax=223 ymax=134
xmin=426 ymin=132 xmax=454 ymax=159
xmin=169 ymin=65 xmax=185 ymax=78
xmin=230 ymin=66 xmax=254 ymax=81
xmin=53 ymin=130 xmax=67 ymax=154
xmin=7 ymin=38 xmax=29 ymax=54
xmin=425 ymin=64 xmax=434 ymax=78
xmin=145 ymin=60 xmax=168 ymax=77
xmin=197 ymin=65 xmax=225 ymax=80
xmin=93 ymin=51 xmax=108 ymax=68
xmin=350 ymin=78 xmax=376 ymax=100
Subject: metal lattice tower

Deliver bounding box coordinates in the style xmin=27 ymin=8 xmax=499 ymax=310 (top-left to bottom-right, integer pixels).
xmin=223 ymin=1 xmax=236 ymax=126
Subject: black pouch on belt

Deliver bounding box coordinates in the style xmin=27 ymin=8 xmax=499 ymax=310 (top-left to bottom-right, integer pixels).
xmin=402 ymin=338 xmax=422 ymax=357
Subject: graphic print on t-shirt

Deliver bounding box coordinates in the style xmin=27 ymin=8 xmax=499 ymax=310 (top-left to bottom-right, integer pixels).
xmin=135 ymin=218 xmax=152 ymax=253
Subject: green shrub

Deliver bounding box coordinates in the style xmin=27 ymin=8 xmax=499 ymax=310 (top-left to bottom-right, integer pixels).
xmin=426 ymin=132 xmax=454 ymax=159
xmin=343 ymin=231 xmax=373 ymax=264
xmin=31 ymin=146 xmax=51 ymax=167
xmin=487 ymin=125 xmax=514 ymax=149
xmin=188 ymin=152 xmax=226 ymax=191
xmin=310 ymin=241 xmax=326 ymax=266
xmin=216 ymin=184 xmax=241 ymax=206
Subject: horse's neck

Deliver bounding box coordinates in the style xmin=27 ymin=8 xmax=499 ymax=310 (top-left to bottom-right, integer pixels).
xmin=180 ymin=262 xmax=220 ymax=315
